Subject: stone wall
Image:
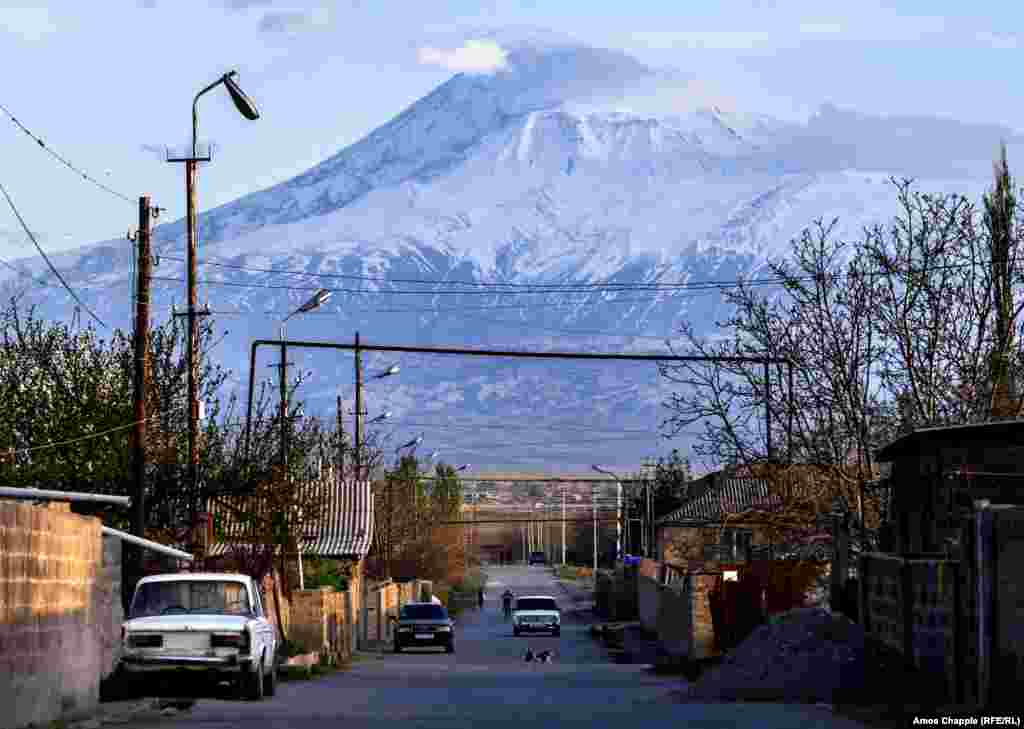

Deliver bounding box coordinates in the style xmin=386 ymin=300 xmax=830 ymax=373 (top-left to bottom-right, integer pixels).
xmin=0 ymin=500 xmax=105 ymax=729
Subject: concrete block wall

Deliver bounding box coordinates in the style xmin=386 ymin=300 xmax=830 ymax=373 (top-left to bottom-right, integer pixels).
xmin=655 ymin=581 xmax=691 ymax=664
xmin=97 ymin=534 xmax=122 ymax=680
xmin=638 ymin=574 xmax=659 ymax=633
xmin=0 ymin=499 xmax=104 ymax=729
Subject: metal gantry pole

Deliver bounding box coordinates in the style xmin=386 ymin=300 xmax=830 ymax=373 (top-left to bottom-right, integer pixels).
xmin=592 ymin=485 xmax=598 ymax=574
xmin=616 ymin=479 xmax=622 ymax=561
xmin=562 ymin=487 xmax=567 ymax=565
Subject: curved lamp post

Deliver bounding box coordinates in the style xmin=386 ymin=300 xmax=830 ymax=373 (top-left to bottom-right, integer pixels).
xmin=278 ymin=289 xmax=330 ymax=591
xmin=177 ymin=71 xmax=259 ymax=538
xmin=592 ymin=465 xmax=623 ymax=562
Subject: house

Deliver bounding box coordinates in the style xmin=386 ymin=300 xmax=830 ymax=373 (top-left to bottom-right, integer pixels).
xmin=207 ymin=469 xmax=374 ymax=590
xmin=655 ymin=464 xmax=881 ymax=566
xmin=875 ymin=419 xmax=1024 ymax=555
xmin=655 ymin=471 xmax=781 ymax=566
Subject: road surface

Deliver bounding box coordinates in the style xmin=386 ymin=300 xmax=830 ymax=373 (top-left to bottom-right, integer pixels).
xmin=112 ymin=565 xmax=866 ymax=728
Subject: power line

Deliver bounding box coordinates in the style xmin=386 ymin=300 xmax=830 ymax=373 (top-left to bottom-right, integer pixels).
xmin=158 ymin=253 xmax=789 ymax=293
xmin=149 ymin=275 xmax=704 ymax=314
xmin=6 ymin=404 xmax=187 ymax=456
xmin=0 ymin=101 xmax=136 ymax=206
xmin=0 ymin=180 xmax=107 ymax=329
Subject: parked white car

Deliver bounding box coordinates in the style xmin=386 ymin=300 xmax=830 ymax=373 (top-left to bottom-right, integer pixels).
xmin=116 ymin=572 xmax=278 ymax=701
xmin=512 ymin=595 xmax=561 ymax=637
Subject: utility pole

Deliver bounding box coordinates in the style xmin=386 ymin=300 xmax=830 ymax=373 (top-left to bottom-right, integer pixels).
xmin=354 ymin=331 xmax=362 ymax=481
xmin=277 ymin=338 xmax=290 ymax=473
xmin=169 ymin=152 xmax=211 ymax=559
xmin=592 ymin=485 xmax=598 ymax=574
xmin=131 ymin=195 xmax=152 ymax=595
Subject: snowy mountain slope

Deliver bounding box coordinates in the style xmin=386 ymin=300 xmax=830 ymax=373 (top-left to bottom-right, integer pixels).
xmin=0 ymin=32 xmax=1014 ymax=471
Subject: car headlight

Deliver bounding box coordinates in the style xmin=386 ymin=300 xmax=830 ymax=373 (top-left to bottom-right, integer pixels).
xmin=398 ymin=627 xmax=412 ymax=632
xmin=437 ymin=626 xmax=451 ymax=632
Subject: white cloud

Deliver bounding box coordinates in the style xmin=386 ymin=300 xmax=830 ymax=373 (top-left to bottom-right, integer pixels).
xmin=0 ymin=7 xmax=57 ymax=41
xmin=977 ymin=31 xmax=1020 ymax=50
xmin=416 ymin=39 xmax=508 ymax=73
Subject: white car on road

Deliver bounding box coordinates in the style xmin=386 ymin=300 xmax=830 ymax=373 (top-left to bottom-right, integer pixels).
xmin=512 ymin=595 xmax=561 ymax=637
xmin=116 ymin=572 xmax=278 ymax=701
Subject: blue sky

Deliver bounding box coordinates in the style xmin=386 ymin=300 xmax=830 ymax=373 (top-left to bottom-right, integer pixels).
xmin=1 ymin=0 xmax=1021 ymax=261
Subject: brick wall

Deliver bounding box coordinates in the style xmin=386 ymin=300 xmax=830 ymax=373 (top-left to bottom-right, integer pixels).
xmin=0 ymin=499 xmax=105 ymax=729
xmin=690 ymin=574 xmax=717 ymax=659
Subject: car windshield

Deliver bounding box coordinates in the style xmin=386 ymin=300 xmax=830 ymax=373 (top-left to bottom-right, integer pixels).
xmin=400 ymin=604 xmax=448 ymax=620
xmin=515 ymin=598 xmax=558 ymax=612
xmin=130 ymin=580 xmax=252 ymax=618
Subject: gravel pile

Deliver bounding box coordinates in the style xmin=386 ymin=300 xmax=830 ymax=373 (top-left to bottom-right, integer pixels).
xmin=686 ymin=607 xmax=930 ymax=703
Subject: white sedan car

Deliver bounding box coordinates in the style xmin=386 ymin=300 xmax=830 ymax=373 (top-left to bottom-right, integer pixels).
xmin=512 ymin=595 xmax=561 ymax=637
xmin=116 ymin=572 xmax=278 ymax=701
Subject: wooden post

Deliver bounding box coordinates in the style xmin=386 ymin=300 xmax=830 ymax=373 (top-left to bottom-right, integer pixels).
xmin=128 ymin=195 xmax=152 ymax=609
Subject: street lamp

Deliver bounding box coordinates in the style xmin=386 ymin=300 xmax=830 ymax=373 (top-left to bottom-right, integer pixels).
xmin=171 ymin=70 xmax=259 ymax=550
xmin=279 ymin=289 xmax=332 ymax=472
xmin=278 ymin=289 xmax=330 ymax=591
xmin=395 ymin=435 xmax=423 ymax=454
xmin=353 ymin=333 xmax=400 ymax=480
xmin=593 ymin=465 xmax=623 ymax=562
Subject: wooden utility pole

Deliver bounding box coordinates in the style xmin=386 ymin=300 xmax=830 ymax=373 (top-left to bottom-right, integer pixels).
xmin=354 ymin=331 xmax=363 ymax=480
xmin=130 ymin=195 xmax=152 ymax=597
xmin=278 ymin=337 xmax=290 ymax=471
xmin=186 ymin=159 xmax=200 ymax=547
xmin=132 ymin=195 xmax=152 ymax=539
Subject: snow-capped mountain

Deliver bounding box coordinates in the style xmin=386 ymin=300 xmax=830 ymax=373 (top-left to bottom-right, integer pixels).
xmin=2 ymin=32 xmax=1015 ymax=472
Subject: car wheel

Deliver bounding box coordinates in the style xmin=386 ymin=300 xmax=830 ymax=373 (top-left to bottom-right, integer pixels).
xmin=263 ymin=654 xmax=277 ymax=697
xmin=513 ymin=627 xmax=520 ymax=636
xmin=394 ymin=640 xmax=402 ymax=653
xmin=445 ymin=640 xmax=455 ymax=654
xmin=553 ymin=628 xmax=560 ymax=637
xmin=242 ymin=658 xmax=264 ymax=701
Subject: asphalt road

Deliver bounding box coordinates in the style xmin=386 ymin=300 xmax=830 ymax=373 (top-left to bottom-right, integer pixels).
xmin=115 ymin=566 xmax=867 ymax=728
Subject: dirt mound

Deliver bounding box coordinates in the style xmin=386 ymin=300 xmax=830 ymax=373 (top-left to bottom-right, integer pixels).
xmin=686 ymin=608 xmax=940 ymax=704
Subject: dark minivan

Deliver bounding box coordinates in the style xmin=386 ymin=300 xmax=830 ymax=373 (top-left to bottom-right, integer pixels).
xmin=528 ymin=551 xmax=547 ymax=566
xmin=392 ymin=602 xmax=455 ymax=653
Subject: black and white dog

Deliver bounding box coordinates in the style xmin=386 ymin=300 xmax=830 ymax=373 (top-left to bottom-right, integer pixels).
xmin=523 ymin=648 xmax=554 ymax=663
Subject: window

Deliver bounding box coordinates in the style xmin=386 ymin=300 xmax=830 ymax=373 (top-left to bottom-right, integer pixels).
xmin=719 ymin=528 xmax=753 ymax=560
xmin=515 ymin=598 xmax=558 ymax=612
xmin=399 ymin=604 xmax=448 ymax=620
xmin=129 ymin=580 xmax=253 ymax=618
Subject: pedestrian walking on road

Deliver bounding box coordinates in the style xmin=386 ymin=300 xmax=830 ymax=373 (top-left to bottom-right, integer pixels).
xmin=478 ymin=588 xmax=484 ymax=610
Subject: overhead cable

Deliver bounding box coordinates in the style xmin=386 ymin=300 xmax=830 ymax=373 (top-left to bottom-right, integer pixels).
xmin=0 ymin=101 xmax=135 ymax=205
xmin=0 ymin=180 xmax=107 ymax=329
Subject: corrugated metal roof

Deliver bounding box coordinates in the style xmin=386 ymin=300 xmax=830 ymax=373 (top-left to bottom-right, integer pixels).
xmin=656 ymin=477 xmax=780 ymax=525
xmin=207 ymin=476 xmax=373 ymax=559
